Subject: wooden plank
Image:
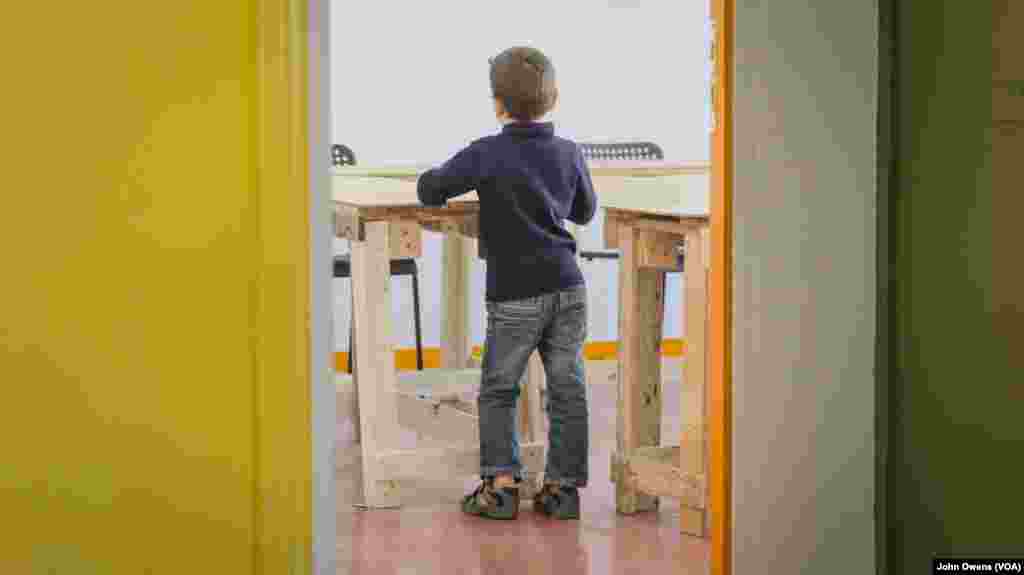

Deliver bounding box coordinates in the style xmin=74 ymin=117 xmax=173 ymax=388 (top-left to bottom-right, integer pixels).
xmin=457 ymin=215 xmax=480 ymax=239
xmin=334 ymin=161 xmax=708 ymax=179
xmin=388 ymin=220 xmax=421 ymax=259
xmin=444 ymin=215 xmax=484 ymax=259
xmin=374 ymin=441 xmax=546 ymax=480
xmin=682 ymin=226 xmax=709 ymax=536
xmin=605 ymin=215 xmax=620 ymax=249
xmin=588 ymin=162 xmax=710 ymax=176
xmin=334 ymin=204 xmax=362 ymax=240
xmin=331 ymin=165 xmax=429 ymax=180
xmin=605 ymin=210 xmax=708 ymax=229
xmin=421 ymin=220 xmax=446 ymax=234
xmin=359 ymin=204 xmax=479 ymax=223
xmin=421 ymin=215 xmax=483 ymax=238
xmin=332 ymin=168 xmax=708 ymax=218
xmin=349 ymin=361 xmax=623 ymax=398
xmin=338 ymin=387 xmax=472 ymax=429
xmin=614 ymin=446 xmax=707 ymax=506
xmin=630 ymin=462 xmax=704 ymax=503
xmin=337 ymin=377 xmax=358 ymax=429
xmin=632 ymin=445 xmax=680 ymax=464
xmin=587 ymin=360 xmax=620 ymax=386
xmin=605 ymin=212 xmax=705 ymax=243
xmin=338 ymin=371 xmax=480 ymax=429
xmin=517 ymin=352 xmax=546 ymax=495
xmin=631 ymin=216 xmax=705 ymax=237
xmin=348 ymin=287 xmax=360 ymax=444
xmin=395 ymin=368 xmax=480 ymax=395
xmin=613 ymin=224 xmax=665 ymax=514
xmin=395 ymin=392 xmax=478 ymax=446
xmin=333 ymin=175 xmax=479 ymax=208
xmin=637 ymin=229 xmax=683 ymax=270
xmin=345 ymin=372 xmax=475 ymax=401
xmin=518 ymin=358 xmax=533 ymax=441
xmin=350 ymin=221 xmax=401 ymax=507
xmin=519 ymin=351 xmax=546 ymax=444
xmin=616 ymin=224 xmax=638 ymax=495
xmin=610 ymin=451 xmax=627 ymax=484
xmin=440 ymin=226 xmax=472 ymax=369
xmin=594 ymin=173 xmax=710 ymax=217
xmin=528 ymin=352 xmax=546 ymax=443
xmin=638 ymin=269 xmax=666 ymax=451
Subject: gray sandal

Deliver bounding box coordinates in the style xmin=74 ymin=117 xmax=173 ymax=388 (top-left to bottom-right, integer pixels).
xmin=533 ymin=484 xmax=580 ymax=520
xmin=462 ymin=479 xmax=520 ymax=520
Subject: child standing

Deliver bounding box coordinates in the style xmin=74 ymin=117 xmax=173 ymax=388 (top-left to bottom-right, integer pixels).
xmin=417 ymin=46 xmax=597 ymax=520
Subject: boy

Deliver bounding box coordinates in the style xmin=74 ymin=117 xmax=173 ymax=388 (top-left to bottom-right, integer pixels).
xmin=417 ymin=46 xmax=597 ymax=520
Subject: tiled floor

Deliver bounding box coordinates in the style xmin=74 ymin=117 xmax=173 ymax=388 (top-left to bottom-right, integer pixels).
xmin=336 ymin=360 xmax=710 ymax=575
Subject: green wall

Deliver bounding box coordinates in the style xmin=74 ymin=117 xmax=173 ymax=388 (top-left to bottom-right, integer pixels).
xmin=885 ymin=1 xmax=1023 ymax=572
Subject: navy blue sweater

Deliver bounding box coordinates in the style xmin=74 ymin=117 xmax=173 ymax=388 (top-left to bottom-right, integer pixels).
xmin=417 ymin=122 xmax=597 ymax=302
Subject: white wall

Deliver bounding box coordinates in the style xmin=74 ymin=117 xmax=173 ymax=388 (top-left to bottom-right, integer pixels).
xmin=311 ymin=1 xmax=335 ymax=573
xmin=331 ymin=0 xmax=710 ymax=350
xmin=732 ymin=1 xmax=877 ymax=573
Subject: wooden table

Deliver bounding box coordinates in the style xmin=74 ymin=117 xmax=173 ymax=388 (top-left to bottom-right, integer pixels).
xmin=332 ymin=162 xmax=711 ymax=519
xmin=333 ymin=172 xmax=547 ymax=509
xmin=598 ymin=170 xmax=711 ymax=538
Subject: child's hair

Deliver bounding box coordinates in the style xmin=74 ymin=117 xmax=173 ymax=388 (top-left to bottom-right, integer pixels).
xmin=489 ymin=46 xmax=558 ymax=122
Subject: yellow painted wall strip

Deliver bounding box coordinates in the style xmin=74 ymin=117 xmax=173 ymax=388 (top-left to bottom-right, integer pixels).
xmin=333 ymin=339 xmax=687 ymax=373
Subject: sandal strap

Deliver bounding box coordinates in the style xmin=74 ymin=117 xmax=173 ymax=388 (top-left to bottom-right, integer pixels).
xmin=467 ymin=481 xmax=499 ymax=507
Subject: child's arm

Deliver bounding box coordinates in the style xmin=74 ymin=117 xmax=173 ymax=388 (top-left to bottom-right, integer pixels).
xmin=416 ymin=144 xmax=484 ymax=207
xmin=567 ymin=147 xmax=597 ymax=225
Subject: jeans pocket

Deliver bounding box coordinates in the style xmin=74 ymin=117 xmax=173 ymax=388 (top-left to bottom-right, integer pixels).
xmin=490 ymin=296 xmax=542 ymax=322
xmin=559 ymin=285 xmax=587 ymax=312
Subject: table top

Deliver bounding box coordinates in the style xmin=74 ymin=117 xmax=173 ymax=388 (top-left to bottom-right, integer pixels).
xmin=332 ymin=161 xmax=709 ymax=218
xmin=332 ymin=160 xmax=708 ymax=179
xmin=593 ymin=173 xmax=708 ymax=218
xmin=333 ymin=175 xmax=480 ymax=208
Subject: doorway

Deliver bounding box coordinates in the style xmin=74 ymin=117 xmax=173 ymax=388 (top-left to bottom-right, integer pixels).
xmin=324 ymin=1 xmax=730 ymax=574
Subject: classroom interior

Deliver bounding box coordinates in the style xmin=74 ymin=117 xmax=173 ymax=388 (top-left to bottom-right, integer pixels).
xmin=3 ymin=1 xmax=1020 ymax=574
xmin=333 ymin=2 xmax=717 ymax=573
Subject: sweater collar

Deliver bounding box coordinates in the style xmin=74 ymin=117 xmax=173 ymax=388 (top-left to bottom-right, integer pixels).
xmin=501 ymin=122 xmax=555 ymax=137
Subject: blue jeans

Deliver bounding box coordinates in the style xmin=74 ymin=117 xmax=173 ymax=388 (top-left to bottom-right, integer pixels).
xmin=478 ymin=285 xmax=589 ymax=488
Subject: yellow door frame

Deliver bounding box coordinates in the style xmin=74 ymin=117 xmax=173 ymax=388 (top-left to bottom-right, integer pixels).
xmin=253 ymin=0 xmax=314 ymax=572
xmin=709 ymin=0 xmax=733 ymax=573
xmin=1 ymin=0 xmax=317 ymax=571
xmin=255 ymin=0 xmax=734 ymax=571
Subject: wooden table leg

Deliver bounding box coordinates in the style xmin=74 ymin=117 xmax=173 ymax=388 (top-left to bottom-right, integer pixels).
xmin=351 ymin=221 xmax=401 ymax=508
xmin=521 ymin=353 xmax=546 ymax=443
xmin=612 ymin=224 xmax=666 ymax=514
xmin=349 ymin=283 xmax=360 ymax=445
xmin=680 ymin=226 xmax=709 ymax=535
xmin=518 ymin=351 xmax=546 ymax=497
xmin=440 ymin=229 xmax=472 ymax=369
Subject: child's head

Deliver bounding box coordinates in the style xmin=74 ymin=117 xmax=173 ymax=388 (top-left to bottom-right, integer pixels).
xmin=489 ymin=46 xmax=558 ymax=123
